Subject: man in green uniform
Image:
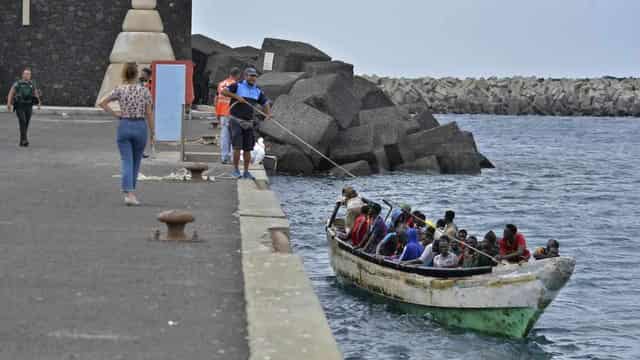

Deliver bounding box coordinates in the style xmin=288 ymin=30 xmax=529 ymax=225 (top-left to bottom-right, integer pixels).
xmin=7 ymin=68 xmax=41 ymax=147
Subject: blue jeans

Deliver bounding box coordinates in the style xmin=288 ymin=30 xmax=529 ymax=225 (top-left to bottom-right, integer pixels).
xmin=117 ymin=119 xmax=147 ymax=192
xmin=219 ymin=116 xmax=232 ymax=162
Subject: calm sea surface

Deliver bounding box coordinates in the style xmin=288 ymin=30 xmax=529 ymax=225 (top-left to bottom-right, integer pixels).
xmin=270 ymin=115 xmax=640 ymax=360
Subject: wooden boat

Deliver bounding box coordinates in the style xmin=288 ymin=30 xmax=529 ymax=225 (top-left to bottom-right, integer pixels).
xmin=326 ymin=204 xmax=575 ymax=338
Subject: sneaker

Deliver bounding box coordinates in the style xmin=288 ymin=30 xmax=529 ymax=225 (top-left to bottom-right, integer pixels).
xmin=231 ymin=169 xmax=242 ymax=179
xmin=124 ymin=196 xmax=140 ymax=206
xmin=242 ymin=171 xmax=256 ymax=180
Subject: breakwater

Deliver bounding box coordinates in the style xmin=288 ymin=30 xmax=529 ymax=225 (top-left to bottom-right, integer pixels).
xmin=364 ymin=76 xmax=640 ymax=116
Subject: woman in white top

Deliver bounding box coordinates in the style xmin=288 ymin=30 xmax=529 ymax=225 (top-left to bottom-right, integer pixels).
xmin=99 ymin=63 xmax=154 ymax=206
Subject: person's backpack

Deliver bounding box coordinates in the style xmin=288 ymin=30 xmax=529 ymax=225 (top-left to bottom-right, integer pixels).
xmin=13 ymin=80 xmax=35 ymax=106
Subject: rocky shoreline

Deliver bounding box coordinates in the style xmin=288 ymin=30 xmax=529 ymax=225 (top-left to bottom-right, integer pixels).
xmin=364 ymin=76 xmax=640 ymax=117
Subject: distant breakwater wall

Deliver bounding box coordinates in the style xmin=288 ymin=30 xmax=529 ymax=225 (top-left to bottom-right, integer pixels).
xmin=364 ymin=76 xmax=640 ymax=117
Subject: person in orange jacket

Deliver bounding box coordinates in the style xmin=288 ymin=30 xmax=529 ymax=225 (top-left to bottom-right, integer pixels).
xmin=214 ymin=68 xmax=241 ymax=164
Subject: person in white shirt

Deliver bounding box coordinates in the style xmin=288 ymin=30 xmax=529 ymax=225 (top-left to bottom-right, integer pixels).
xmin=433 ymin=238 xmax=459 ymax=268
xmin=342 ymin=186 xmax=365 ymax=233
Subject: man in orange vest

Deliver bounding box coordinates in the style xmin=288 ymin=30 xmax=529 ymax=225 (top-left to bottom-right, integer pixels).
xmin=215 ymin=68 xmax=241 ymax=164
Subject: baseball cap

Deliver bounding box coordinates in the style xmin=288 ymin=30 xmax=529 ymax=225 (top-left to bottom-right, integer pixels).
xmin=245 ymin=67 xmax=258 ymax=76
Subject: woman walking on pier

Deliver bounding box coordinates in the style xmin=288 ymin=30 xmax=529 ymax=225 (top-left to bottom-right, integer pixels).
xmin=99 ymin=63 xmax=154 ymax=206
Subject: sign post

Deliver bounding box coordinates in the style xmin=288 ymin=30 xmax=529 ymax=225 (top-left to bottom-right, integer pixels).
xmin=151 ymin=61 xmax=194 ymax=160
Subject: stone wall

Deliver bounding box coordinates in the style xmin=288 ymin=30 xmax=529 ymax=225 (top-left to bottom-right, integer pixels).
xmin=0 ymin=0 xmax=191 ymax=106
xmin=365 ymin=76 xmax=640 ymax=117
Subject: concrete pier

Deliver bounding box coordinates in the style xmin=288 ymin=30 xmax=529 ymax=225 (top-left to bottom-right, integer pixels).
xmin=0 ymin=111 xmax=341 ymax=359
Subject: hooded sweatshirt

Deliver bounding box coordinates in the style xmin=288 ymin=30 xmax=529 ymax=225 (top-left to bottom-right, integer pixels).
xmin=399 ymin=228 xmax=424 ymax=262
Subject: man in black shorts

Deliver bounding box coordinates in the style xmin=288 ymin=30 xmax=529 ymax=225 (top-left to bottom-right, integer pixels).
xmin=222 ymin=67 xmax=271 ymax=179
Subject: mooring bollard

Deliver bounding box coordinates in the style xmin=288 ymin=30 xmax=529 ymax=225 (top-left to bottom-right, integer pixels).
xmin=269 ymin=227 xmax=292 ymax=254
xmin=156 ymin=210 xmax=196 ymax=241
xmin=185 ymin=163 xmax=209 ymax=182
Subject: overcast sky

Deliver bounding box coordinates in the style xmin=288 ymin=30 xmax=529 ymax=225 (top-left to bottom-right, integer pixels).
xmin=192 ymin=0 xmax=639 ymax=78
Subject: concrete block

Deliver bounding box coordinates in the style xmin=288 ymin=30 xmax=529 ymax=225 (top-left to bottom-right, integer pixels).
xmin=192 ymin=34 xmax=232 ymax=56
xmin=109 ymin=32 xmax=175 ymax=63
xmin=259 ymin=38 xmax=331 ymax=72
xmin=206 ymin=53 xmax=257 ymax=87
xmin=302 ymin=60 xmax=354 ymax=79
xmin=358 ymin=106 xmax=406 ymax=146
xmin=289 ymin=74 xmax=360 ymax=129
xmin=353 ymin=76 xmax=394 ymax=110
xmin=257 ymin=72 xmax=308 ymax=100
xmin=266 ymin=142 xmax=315 ymax=176
xmin=259 ymin=95 xmax=338 ymax=162
xmin=329 ymin=124 xmax=376 ymax=165
xmin=396 ymin=155 xmax=442 ymax=174
xmin=122 ymin=10 xmax=164 ymax=32
xmin=232 ymin=46 xmax=261 ymax=60
xmin=413 ymin=109 xmax=440 ymax=131
xmin=132 ymin=0 xmax=157 ymax=9
xmin=406 ymin=122 xmax=482 ymax=174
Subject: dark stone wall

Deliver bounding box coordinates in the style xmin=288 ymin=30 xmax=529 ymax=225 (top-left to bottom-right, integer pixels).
xmin=0 ymin=0 xmax=192 ymax=106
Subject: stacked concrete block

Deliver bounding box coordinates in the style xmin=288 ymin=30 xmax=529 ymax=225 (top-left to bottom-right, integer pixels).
xmin=96 ymin=0 xmax=175 ymax=105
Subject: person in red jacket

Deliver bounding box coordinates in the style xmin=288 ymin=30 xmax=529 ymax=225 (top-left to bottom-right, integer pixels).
xmin=349 ymin=205 xmax=371 ymax=247
xmin=497 ymin=224 xmax=531 ymax=263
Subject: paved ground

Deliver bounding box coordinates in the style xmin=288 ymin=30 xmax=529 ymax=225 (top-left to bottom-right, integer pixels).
xmin=0 ymin=113 xmax=249 ymax=359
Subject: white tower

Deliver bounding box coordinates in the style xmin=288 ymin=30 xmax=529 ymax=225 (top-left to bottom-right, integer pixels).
xmin=96 ymin=0 xmax=176 ymax=105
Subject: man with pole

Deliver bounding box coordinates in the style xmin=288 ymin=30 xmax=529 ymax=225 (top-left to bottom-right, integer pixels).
xmin=221 ymin=67 xmax=271 ymax=179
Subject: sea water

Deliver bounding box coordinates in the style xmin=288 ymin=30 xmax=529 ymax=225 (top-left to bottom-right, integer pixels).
xmin=271 ymin=115 xmax=640 ymax=360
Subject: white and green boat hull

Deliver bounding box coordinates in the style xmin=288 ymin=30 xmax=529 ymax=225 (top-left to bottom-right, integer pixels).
xmin=327 ymin=229 xmax=575 ymax=338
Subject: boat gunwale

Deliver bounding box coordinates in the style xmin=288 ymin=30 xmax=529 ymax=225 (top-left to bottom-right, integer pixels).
xmin=327 ymin=226 xmax=493 ymax=279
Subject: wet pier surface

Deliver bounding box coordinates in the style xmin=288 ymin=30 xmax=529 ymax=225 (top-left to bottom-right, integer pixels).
xmin=0 ymin=113 xmax=249 ymax=359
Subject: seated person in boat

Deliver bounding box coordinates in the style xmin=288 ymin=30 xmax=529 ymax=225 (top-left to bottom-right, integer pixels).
xmin=342 ymin=186 xmax=365 ymax=233
xmin=451 ymin=229 xmax=468 ymax=255
xmin=398 ymin=228 xmax=424 ymax=262
xmin=461 ymin=236 xmax=481 ymax=267
xmin=400 ymin=204 xmax=413 ymax=227
xmin=443 ymin=210 xmax=458 ymax=238
xmin=376 ymin=229 xmax=405 ymax=257
xmin=496 ymin=224 xmax=531 ymax=263
xmin=433 ymin=237 xmax=459 ymax=268
xmin=421 ymin=226 xmax=436 ymax=246
xmin=403 ymin=231 xmax=440 ymax=267
xmin=482 ymin=230 xmax=499 ymax=257
xmin=434 ymin=219 xmax=447 ymax=240
xmin=534 ymin=239 xmax=560 ymax=260
xmin=348 ymin=205 xmax=370 ymax=247
xmin=387 ymin=209 xmax=408 ymax=233
xmin=411 ymin=210 xmax=426 ymax=230
xmin=476 ymin=239 xmax=499 ymax=267
xmin=361 ymin=203 xmax=388 ymax=253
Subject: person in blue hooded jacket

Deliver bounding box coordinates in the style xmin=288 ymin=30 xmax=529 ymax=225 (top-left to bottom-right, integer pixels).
xmin=398 ymin=228 xmax=424 ymax=262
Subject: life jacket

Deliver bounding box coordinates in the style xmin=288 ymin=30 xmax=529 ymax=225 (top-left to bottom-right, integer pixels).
xmin=215 ymin=77 xmax=236 ymax=116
